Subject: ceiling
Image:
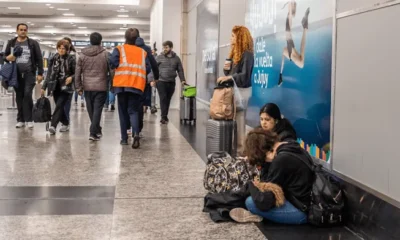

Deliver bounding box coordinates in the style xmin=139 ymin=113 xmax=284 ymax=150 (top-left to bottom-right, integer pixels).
xmin=0 ymin=0 xmax=154 ymax=49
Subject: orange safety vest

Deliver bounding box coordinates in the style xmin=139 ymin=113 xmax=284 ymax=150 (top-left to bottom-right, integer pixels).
xmin=113 ymin=44 xmax=147 ymax=92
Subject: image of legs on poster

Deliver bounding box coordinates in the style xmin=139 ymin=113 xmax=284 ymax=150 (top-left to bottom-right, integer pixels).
xmin=279 ymin=1 xmax=310 ymax=86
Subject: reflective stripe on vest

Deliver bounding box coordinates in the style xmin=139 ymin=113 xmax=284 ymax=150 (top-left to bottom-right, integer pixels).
xmin=113 ymin=44 xmax=147 ymax=91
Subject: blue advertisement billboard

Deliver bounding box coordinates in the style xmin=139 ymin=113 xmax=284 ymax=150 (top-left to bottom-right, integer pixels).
xmin=245 ymin=0 xmax=333 ymax=161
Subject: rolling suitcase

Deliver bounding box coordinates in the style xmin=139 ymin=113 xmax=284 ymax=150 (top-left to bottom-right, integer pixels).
xmin=206 ymin=119 xmax=237 ymax=156
xmin=180 ymin=96 xmax=196 ymax=125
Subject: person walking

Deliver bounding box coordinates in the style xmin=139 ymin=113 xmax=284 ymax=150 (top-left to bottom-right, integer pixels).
xmin=60 ymin=37 xmax=77 ymax=132
xmin=41 ymin=40 xmax=75 ymax=134
xmin=153 ymin=41 xmax=186 ymax=124
xmin=135 ymin=36 xmax=158 ymax=137
xmin=4 ymin=23 xmax=44 ymax=129
xmin=109 ymin=28 xmax=159 ymax=148
xmin=74 ymin=32 xmax=109 ymax=141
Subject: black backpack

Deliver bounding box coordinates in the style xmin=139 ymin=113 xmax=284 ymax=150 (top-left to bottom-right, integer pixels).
xmin=33 ymin=97 xmax=51 ymax=123
xmin=286 ymin=150 xmax=345 ymax=227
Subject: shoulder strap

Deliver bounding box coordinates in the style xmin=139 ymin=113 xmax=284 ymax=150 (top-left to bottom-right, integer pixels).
xmin=280 ymin=150 xmax=315 ymax=172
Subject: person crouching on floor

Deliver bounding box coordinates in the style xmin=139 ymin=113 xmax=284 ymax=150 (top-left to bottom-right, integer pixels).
xmin=229 ymin=129 xmax=313 ymax=224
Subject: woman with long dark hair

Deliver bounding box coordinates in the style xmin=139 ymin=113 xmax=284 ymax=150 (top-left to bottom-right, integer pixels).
xmin=41 ymin=39 xmax=75 ymax=134
xmin=259 ymin=103 xmax=297 ymax=141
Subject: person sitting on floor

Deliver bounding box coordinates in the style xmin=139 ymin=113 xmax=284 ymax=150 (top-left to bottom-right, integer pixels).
xmin=259 ymin=103 xmax=297 ymax=141
xmin=229 ymin=129 xmax=313 ymax=225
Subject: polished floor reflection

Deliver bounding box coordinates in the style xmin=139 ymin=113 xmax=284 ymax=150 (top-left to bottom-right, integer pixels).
xmin=0 ymin=102 xmax=264 ymax=240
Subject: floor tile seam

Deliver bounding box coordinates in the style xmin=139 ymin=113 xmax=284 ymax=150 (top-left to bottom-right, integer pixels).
xmin=0 ymin=197 xmax=116 ymax=200
xmin=167 ymin=122 xmax=206 ymax=167
xmin=114 ymin=196 xmax=205 ymax=200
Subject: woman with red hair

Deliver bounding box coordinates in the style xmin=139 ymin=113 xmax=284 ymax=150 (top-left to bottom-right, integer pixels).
xmin=217 ymin=25 xmax=254 ymax=156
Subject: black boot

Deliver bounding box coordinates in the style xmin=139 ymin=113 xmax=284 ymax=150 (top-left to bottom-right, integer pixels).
xmin=302 ymin=7 xmax=310 ymax=29
xmin=132 ymin=135 xmax=140 ymax=149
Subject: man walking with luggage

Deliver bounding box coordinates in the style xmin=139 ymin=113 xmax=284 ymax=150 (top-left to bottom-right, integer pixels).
xmin=4 ymin=23 xmax=44 ymax=129
xmin=75 ymin=32 xmax=109 ymax=141
xmin=153 ymin=41 xmax=186 ymax=124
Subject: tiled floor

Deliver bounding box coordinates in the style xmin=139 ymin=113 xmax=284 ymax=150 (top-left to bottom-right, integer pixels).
xmin=0 ymin=98 xmax=265 ymax=240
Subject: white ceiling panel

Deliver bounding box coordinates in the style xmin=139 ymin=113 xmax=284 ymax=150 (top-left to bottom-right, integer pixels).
xmin=0 ymin=0 xmax=153 ymax=48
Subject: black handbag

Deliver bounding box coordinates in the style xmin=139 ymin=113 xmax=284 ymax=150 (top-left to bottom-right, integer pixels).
xmin=0 ymin=62 xmax=14 ymax=80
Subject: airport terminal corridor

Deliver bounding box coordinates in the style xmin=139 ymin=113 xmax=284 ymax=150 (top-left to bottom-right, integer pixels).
xmin=0 ymin=103 xmax=265 ymax=240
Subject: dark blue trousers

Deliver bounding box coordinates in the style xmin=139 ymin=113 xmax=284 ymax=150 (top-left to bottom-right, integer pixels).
xmin=117 ymin=92 xmax=141 ymax=141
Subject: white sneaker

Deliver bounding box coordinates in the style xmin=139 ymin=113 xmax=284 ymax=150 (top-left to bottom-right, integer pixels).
xmin=15 ymin=122 xmax=25 ymax=128
xmin=27 ymin=122 xmax=34 ymax=129
xmin=59 ymin=124 xmax=70 ymax=132
xmin=49 ymin=126 xmax=56 ymax=135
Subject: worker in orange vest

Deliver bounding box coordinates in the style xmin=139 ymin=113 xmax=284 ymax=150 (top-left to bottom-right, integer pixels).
xmin=109 ymin=28 xmax=159 ymax=149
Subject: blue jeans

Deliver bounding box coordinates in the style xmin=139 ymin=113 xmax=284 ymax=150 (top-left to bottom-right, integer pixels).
xmin=117 ymin=92 xmax=141 ymax=140
xmin=245 ymin=197 xmax=307 ymax=225
xmin=105 ymin=91 xmax=116 ymax=106
xmin=74 ymin=91 xmax=84 ymax=102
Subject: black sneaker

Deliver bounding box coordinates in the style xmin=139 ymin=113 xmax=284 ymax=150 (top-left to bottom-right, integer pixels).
xmin=89 ymin=135 xmax=100 ymax=141
xmin=160 ymin=119 xmax=168 ymax=124
xmin=110 ymin=105 xmax=115 ymax=111
xmin=278 ymin=73 xmax=283 ymax=86
xmin=120 ymin=139 xmax=128 ymax=145
xmin=132 ymin=135 xmax=140 ymax=149
xmin=302 ymin=7 xmax=310 ymax=29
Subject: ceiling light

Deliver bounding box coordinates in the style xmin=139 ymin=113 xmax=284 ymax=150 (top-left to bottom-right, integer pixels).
xmin=63 ymin=13 xmax=75 ymax=16
xmin=45 ymin=25 xmax=53 ymax=28
xmin=117 ymin=15 xmax=129 ymax=18
xmin=49 ymin=6 xmax=54 ymax=9
xmin=72 ymin=25 xmax=77 ymax=27
xmin=78 ymin=26 xmax=87 ymax=29
xmin=0 ymin=25 xmax=12 ymax=28
xmin=8 ymin=7 xmax=21 ymax=10
xmin=120 ymin=27 xmax=128 ymax=30
xmin=30 ymin=23 xmax=35 ymax=26
xmin=27 ymin=22 xmax=31 ymax=24
xmin=57 ymin=8 xmax=69 ymax=11
xmin=117 ymin=9 xmax=129 ymax=13
xmin=46 ymin=4 xmax=51 ymax=6
xmin=120 ymin=6 xmax=125 ymax=8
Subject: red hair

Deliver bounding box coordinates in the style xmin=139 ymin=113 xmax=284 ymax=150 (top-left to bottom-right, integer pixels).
xmin=229 ymin=26 xmax=254 ymax=65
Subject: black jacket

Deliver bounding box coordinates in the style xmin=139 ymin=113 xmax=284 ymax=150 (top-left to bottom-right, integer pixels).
xmin=4 ymin=37 xmax=44 ymax=75
xmin=254 ymin=142 xmax=314 ymax=212
xmin=224 ymin=50 xmax=254 ymax=88
xmin=42 ymin=54 xmax=75 ymax=95
xmin=156 ymin=51 xmax=185 ymax=83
